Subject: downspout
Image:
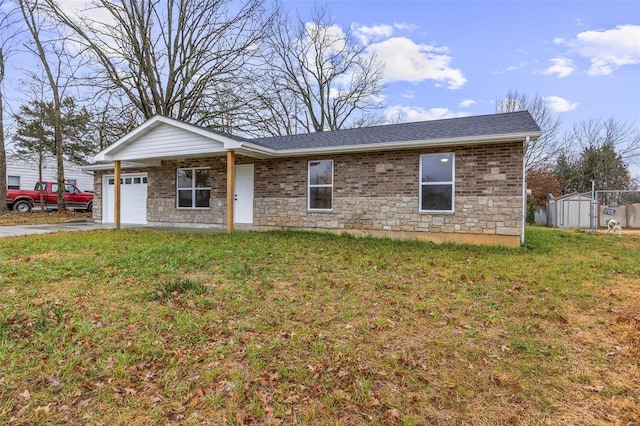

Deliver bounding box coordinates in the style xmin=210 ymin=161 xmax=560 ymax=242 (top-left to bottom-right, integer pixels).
xmin=521 ymin=137 xmax=529 ymax=245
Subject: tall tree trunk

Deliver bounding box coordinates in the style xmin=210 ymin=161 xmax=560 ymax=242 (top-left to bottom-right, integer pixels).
xmin=38 ymin=154 xmax=44 ymax=210
xmin=19 ymin=0 xmax=66 ymax=210
xmin=0 ymin=48 xmax=7 ymax=212
xmin=54 ymin=100 xmax=65 ymax=210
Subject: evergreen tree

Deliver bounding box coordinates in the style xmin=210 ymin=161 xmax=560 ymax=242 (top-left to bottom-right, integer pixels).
xmin=13 ymin=97 xmax=94 ymax=164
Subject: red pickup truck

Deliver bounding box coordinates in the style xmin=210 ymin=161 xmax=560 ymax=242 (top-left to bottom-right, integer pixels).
xmin=6 ymin=182 xmax=93 ymax=213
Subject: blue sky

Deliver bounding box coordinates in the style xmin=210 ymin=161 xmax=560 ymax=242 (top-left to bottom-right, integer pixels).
xmin=4 ymin=0 xmax=639 ymax=174
xmin=286 ymin=0 xmax=640 ymax=174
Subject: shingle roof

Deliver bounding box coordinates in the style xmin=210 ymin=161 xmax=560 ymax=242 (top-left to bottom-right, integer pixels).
xmin=249 ymin=111 xmax=540 ymax=151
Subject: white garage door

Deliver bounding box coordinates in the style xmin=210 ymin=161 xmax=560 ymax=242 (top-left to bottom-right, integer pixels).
xmin=103 ymin=174 xmax=148 ymax=224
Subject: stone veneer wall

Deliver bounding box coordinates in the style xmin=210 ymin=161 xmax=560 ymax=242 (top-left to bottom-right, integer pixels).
xmin=146 ymin=158 xmax=227 ymax=226
xmin=250 ymin=143 xmax=524 ymax=245
xmin=93 ymin=142 xmax=524 ymax=245
xmin=92 ymin=159 xmax=229 ymax=226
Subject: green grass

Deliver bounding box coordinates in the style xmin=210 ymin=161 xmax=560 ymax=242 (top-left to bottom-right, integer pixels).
xmin=0 ymin=227 xmax=638 ymax=424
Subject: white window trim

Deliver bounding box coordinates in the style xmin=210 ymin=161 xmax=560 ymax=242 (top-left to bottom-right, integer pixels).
xmin=176 ymin=167 xmax=211 ymax=209
xmin=419 ymin=153 xmax=455 ymax=213
xmin=308 ymin=159 xmax=334 ymax=211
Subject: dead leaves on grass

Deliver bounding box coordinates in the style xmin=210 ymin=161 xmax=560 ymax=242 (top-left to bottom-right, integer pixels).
xmin=0 ymin=210 xmax=91 ymax=226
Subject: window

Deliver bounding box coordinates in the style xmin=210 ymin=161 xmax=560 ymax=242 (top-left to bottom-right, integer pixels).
xmin=7 ymin=176 xmax=20 ymax=190
xmin=177 ymin=168 xmax=211 ymax=208
xmin=66 ymin=179 xmax=77 ymax=185
xmin=308 ymin=160 xmax=333 ymax=210
xmin=419 ymin=153 xmax=454 ymax=212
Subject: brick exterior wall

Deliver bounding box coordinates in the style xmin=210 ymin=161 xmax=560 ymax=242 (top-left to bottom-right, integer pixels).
xmin=93 ymin=142 xmax=524 ymax=245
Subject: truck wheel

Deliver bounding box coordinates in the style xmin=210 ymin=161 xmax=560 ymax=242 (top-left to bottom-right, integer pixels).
xmin=13 ymin=200 xmax=32 ymax=213
xmin=86 ymin=202 xmax=93 ymax=212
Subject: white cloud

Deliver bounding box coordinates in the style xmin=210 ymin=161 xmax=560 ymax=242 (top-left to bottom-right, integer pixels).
xmin=393 ymin=22 xmax=419 ymax=32
xmin=568 ymin=24 xmax=640 ymax=75
xmin=351 ymin=23 xmax=394 ymax=42
xmin=304 ymin=23 xmax=347 ymax=53
xmin=351 ymin=22 xmax=418 ymax=43
xmin=385 ymin=105 xmax=469 ymax=122
xmin=57 ymin=0 xmax=117 ymax=26
xmin=543 ymin=96 xmax=579 ymax=113
xmin=492 ymin=61 xmax=528 ymax=74
xmin=542 ymin=57 xmax=574 ymax=78
xmin=370 ymin=37 xmax=466 ymax=89
xmin=402 ymin=90 xmax=415 ymax=99
xmin=459 ymin=99 xmax=476 ymax=108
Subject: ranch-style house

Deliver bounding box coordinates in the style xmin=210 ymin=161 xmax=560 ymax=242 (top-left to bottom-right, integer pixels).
xmin=85 ymin=111 xmax=541 ymax=247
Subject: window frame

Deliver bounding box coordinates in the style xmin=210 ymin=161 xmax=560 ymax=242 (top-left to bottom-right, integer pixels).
xmin=307 ymin=159 xmax=334 ymax=211
xmin=419 ymin=153 xmax=455 ymax=213
xmin=176 ymin=167 xmax=211 ymax=209
xmin=7 ymin=175 xmax=20 ymax=190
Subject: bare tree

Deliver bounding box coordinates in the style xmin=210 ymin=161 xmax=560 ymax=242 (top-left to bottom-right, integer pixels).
xmin=0 ymin=0 xmax=19 ymax=212
xmin=249 ymin=4 xmax=385 ymax=136
xmin=18 ymin=0 xmax=79 ymax=210
xmin=45 ymin=0 xmax=273 ymax=129
xmin=496 ymin=90 xmax=562 ymax=173
xmin=558 ymin=117 xmax=638 ymax=192
xmin=88 ymin=91 xmax=139 ymax=151
xmin=0 ymin=29 xmax=8 ymax=212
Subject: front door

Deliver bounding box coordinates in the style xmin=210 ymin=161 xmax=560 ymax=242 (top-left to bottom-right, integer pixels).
xmin=234 ymin=164 xmax=254 ymax=224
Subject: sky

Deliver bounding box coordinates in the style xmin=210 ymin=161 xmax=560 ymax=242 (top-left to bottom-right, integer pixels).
xmin=285 ymin=0 xmax=640 ymax=174
xmin=3 ymin=0 xmax=639 ymax=175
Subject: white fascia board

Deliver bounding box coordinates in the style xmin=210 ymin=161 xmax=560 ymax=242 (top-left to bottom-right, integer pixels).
xmin=240 ymin=131 xmax=541 ymax=158
xmin=102 ymin=149 xmax=229 ymax=162
xmin=82 ymin=160 xmax=161 ymax=171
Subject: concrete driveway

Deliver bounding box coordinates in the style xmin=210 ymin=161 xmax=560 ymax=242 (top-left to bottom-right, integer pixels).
xmin=0 ymin=221 xmax=225 ymax=237
xmin=0 ymin=221 xmax=115 ymax=237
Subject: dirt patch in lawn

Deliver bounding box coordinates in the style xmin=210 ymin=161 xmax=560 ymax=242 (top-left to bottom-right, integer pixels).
xmin=0 ymin=211 xmax=92 ymax=226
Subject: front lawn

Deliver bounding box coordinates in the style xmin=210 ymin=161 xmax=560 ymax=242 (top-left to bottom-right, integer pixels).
xmin=0 ymin=228 xmax=638 ymax=424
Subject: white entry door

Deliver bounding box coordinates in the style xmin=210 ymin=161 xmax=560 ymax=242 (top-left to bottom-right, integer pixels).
xmin=103 ymin=173 xmax=148 ymax=224
xmin=234 ymin=164 xmax=254 ymax=224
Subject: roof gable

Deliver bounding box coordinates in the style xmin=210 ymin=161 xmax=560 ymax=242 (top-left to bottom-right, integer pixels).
xmin=94 ymin=115 xmax=244 ymax=162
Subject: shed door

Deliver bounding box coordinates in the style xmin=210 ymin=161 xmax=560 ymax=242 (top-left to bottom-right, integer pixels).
xmin=103 ymin=174 xmax=148 ymax=224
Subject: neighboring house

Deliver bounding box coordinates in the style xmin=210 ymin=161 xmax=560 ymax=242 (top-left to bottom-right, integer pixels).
xmin=6 ymin=152 xmax=94 ymax=192
xmin=86 ymin=112 xmax=541 ymax=246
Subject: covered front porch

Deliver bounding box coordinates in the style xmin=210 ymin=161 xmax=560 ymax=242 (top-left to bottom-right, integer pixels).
xmin=86 ymin=116 xmax=271 ymax=231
